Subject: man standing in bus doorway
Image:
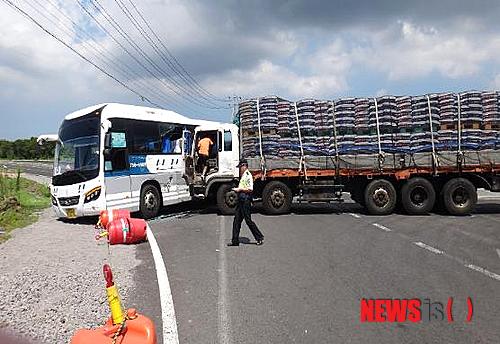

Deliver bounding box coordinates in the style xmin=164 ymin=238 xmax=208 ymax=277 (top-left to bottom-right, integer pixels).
xmin=228 ymin=159 xmax=264 ymax=246
xmin=197 ymin=135 xmax=213 ymax=180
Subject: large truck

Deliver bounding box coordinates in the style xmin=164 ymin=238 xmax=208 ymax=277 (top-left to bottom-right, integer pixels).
xmin=194 ymin=93 xmax=500 ymax=217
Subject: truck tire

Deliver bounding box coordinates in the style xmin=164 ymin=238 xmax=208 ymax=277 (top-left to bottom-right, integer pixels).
xmin=441 ymin=178 xmax=477 ymax=216
xmin=262 ymin=181 xmax=292 ymax=215
xmin=140 ymin=183 xmax=161 ymax=219
xmin=364 ymin=179 xmax=397 ymax=215
xmin=401 ymin=177 xmax=435 ymax=215
xmin=217 ymin=184 xmax=238 ymax=215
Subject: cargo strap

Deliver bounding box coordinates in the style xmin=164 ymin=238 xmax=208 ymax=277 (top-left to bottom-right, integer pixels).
xmin=256 ymin=98 xmax=267 ymax=178
xmin=331 ymin=100 xmax=340 ymax=175
xmin=293 ymin=102 xmax=308 ymax=179
xmin=457 ymin=93 xmax=464 ymax=167
xmin=427 ymin=95 xmax=439 ymax=174
xmin=373 ymin=97 xmax=385 ymax=169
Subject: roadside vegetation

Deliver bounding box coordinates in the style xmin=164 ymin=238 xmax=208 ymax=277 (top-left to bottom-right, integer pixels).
xmin=0 ymin=169 xmax=51 ymax=242
xmin=0 ymin=137 xmax=55 ymax=160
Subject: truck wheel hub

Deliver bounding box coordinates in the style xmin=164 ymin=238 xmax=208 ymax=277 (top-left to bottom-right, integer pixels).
xmin=452 ymin=187 xmax=468 ymax=207
xmin=410 ymin=186 xmax=427 ymax=206
xmin=225 ymin=191 xmax=237 ymax=207
xmin=372 ymin=187 xmax=389 ymax=207
xmin=271 ymin=189 xmax=285 ymax=207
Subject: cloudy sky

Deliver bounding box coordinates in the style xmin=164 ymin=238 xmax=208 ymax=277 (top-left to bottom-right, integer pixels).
xmin=2 ymin=0 xmax=500 ymax=139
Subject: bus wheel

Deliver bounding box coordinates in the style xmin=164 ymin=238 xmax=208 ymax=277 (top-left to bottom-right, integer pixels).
xmin=217 ymin=184 xmax=237 ymax=215
xmin=364 ymin=179 xmax=397 ymax=215
xmin=441 ymin=178 xmax=477 ymax=216
xmin=262 ymin=181 xmax=292 ymax=215
xmin=140 ymin=184 xmax=161 ymax=219
xmin=401 ymin=177 xmax=435 ymax=215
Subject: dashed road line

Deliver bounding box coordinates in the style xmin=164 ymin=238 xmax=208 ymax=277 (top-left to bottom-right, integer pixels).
xmin=414 ymin=241 xmax=444 ymax=255
xmin=372 ymin=223 xmax=391 ymax=232
xmin=343 ymin=210 xmax=500 ymax=283
xmin=465 ymin=264 xmax=500 ymax=282
xmin=146 ymin=224 xmax=180 ymax=344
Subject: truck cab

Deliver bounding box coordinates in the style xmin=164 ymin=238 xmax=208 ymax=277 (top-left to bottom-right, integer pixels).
xmin=186 ymin=122 xmax=240 ymax=212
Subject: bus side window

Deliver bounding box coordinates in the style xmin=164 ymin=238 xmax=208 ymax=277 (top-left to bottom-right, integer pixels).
xmin=159 ymin=123 xmax=183 ymax=154
xmin=224 ymin=130 xmax=232 ymax=151
xmin=105 ymin=131 xmax=128 ymax=172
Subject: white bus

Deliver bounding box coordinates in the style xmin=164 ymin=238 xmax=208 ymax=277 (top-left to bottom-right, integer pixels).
xmin=46 ymin=103 xmax=239 ymax=219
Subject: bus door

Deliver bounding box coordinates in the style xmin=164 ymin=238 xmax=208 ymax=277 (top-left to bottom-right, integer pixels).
xmin=103 ymin=131 xmax=132 ymax=208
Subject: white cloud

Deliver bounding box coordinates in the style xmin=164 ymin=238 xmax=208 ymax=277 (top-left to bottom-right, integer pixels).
xmin=354 ymin=20 xmax=500 ymax=80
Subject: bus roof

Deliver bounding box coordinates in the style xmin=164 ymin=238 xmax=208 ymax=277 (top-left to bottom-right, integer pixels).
xmin=64 ymin=103 xmax=217 ymax=127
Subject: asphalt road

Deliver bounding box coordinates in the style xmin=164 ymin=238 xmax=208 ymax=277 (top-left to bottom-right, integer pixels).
xmin=138 ymin=199 xmax=500 ymax=344
xmin=1 ymin=160 xmax=53 ymax=177
xmin=4 ymin=161 xmax=500 ymax=342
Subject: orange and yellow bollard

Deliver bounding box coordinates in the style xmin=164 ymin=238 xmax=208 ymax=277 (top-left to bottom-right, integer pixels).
xmin=70 ymin=264 xmax=156 ymax=344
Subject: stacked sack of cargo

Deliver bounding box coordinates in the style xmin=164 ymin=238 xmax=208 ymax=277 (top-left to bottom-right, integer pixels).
xmin=237 ymin=90 xmax=500 ymax=159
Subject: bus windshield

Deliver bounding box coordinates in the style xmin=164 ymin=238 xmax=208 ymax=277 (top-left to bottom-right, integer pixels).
xmin=52 ymin=114 xmax=100 ymax=186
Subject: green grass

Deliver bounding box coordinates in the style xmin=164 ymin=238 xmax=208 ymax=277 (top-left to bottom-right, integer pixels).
xmin=0 ymin=171 xmax=51 ymax=242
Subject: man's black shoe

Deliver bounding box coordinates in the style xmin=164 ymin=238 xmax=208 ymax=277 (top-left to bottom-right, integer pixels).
xmin=227 ymin=242 xmax=239 ymax=247
xmin=256 ymin=239 xmax=264 ymax=246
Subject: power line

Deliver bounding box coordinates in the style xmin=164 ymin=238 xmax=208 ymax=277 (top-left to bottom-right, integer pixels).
xmin=91 ymin=0 xmax=229 ymax=109
xmin=74 ymin=0 xmax=211 ymax=114
xmin=1 ymin=0 xmax=164 ymax=108
xmin=126 ymin=0 xmax=229 ymax=103
xmin=112 ymin=0 xmax=223 ymax=108
xmin=39 ymin=0 xmax=192 ymax=112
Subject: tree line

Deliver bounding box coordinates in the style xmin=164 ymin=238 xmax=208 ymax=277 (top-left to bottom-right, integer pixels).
xmin=0 ymin=138 xmax=55 ymax=160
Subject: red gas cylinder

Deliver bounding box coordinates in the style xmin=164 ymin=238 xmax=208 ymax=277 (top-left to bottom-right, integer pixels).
xmin=107 ymin=218 xmax=147 ymax=245
xmin=99 ymin=209 xmax=131 ymax=228
xmin=71 ymin=308 xmax=157 ymax=344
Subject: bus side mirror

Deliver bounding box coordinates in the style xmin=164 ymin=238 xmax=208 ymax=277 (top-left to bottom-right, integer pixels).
xmin=104 ymin=133 xmax=111 ymax=149
xmin=103 ymin=148 xmax=112 ymax=159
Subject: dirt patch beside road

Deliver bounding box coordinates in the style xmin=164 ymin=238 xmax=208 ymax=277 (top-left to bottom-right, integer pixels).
xmin=0 ymin=208 xmax=140 ymax=343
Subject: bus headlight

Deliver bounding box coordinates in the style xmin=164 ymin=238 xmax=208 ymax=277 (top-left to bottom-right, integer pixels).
xmin=51 ymin=195 xmax=58 ymax=206
xmin=84 ymin=186 xmax=102 ymax=204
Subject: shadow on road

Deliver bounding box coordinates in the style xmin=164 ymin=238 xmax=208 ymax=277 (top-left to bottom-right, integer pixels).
xmin=55 ymin=199 xmax=500 ymax=225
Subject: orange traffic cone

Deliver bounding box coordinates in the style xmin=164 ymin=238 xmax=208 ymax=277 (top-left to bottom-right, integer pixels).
xmin=70 ymin=264 xmax=156 ymax=344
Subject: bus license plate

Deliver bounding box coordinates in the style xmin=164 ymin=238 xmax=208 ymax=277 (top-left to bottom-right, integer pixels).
xmin=66 ymin=208 xmax=76 ymax=218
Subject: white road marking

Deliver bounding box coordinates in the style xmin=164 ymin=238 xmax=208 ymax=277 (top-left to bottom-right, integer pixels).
xmin=217 ymin=216 xmax=231 ymax=344
xmin=496 ymin=248 xmax=500 ymax=260
xmin=465 ymin=264 xmax=500 ymax=282
xmin=349 ymin=213 xmax=361 ymax=219
xmin=146 ymin=224 xmax=179 ymax=344
xmin=372 ymin=223 xmax=391 ymax=232
xmin=414 ymin=241 xmax=444 ymax=255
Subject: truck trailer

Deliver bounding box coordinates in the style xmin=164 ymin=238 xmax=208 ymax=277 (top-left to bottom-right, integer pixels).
xmin=194 ymin=92 xmax=500 ymax=217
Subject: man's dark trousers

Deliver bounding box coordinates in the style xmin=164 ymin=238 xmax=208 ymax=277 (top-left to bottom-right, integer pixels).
xmin=231 ymin=197 xmax=263 ymax=244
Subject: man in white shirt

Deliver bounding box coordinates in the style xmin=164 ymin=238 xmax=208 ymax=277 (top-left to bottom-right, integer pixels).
xmin=228 ymin=159 xmax=264 ymax=246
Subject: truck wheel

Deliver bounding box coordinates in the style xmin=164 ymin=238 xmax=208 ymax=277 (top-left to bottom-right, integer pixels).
xmin=401 ymin=177 xmax=435 ymax=215
xmin=262 ymin=181 xmax=292 ymax=215
xmin=217 ymin=184 xmax=237 ymax=215
xmin=140 ymin=184 xmax=161 ymax=219
xmin=441 ymin=178 xmax=477 ymax=216
xmin=364 ymin=179 xmax=397 ymax=215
